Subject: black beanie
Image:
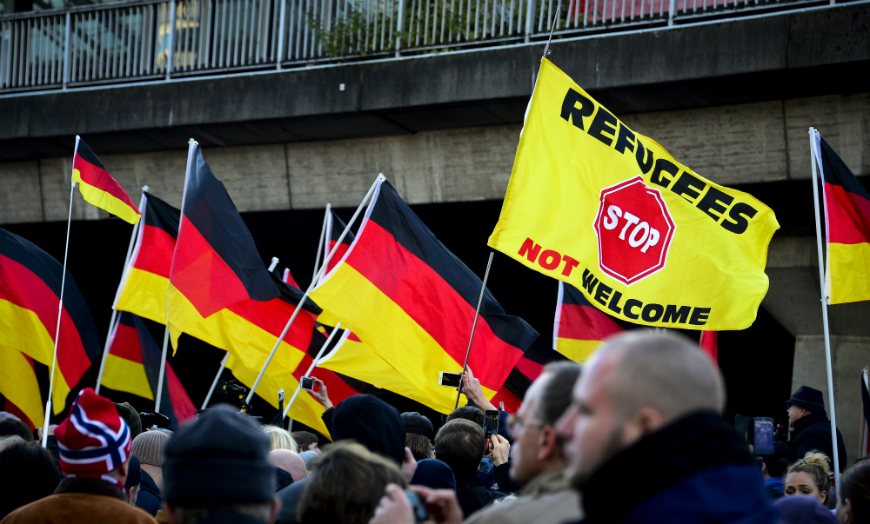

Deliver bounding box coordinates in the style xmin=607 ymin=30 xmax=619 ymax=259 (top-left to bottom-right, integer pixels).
xmin=163 ymin=404 xmax=274 ymax=505
xmin=402 ymin=412 xmax=434 ymax=440
xmin=333 ymin=395 xmax=406 ymax=464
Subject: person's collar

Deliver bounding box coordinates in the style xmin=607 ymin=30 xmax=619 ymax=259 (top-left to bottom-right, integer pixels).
xmin=54 ymin=477 xmax=127 ymax=502
xmin=580 ymin=411 xmax=752 ymax=523
xmin=518 ymin=466 xmax=571 ymax=498
xmin=764 ymin=477 xmax=784 ymax=489
xmin=793 ymin=411 xmax=828 ymax=432
xmin=454 ymin=468 xmax=482 ymax=486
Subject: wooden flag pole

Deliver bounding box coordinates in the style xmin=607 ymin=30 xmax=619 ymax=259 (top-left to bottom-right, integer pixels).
xmin=42 ymin=136 xmax=80 ymax=447
xmin=283 ymin=322 xmax=343 ymax=419
xmin=95 ymin=187 xmax=147 ymax=394
xmin=454 ymin=251 xmax=495 ymax=410
xmin=244 ymin=175 xmax=384 ymax=407
xmin=809 ymin=126 xmax=842 ymax=491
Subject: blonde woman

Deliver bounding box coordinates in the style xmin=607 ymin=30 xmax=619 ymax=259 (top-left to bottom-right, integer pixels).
xmin=263 ymin=425 xmax=298 ymax=452
xmin=784 ymin=451 xmax=832 ymax=505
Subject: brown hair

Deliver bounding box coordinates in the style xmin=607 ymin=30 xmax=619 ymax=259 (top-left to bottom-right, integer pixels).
xmin=434 ymin=419 xmax=485 ymax=475
xmin=841 ymin=459 xmax=870 ymax=521
xmin=538 ymin=362 xmax=582 ymax=427
xmin=786 ymin=452 xmax=832 ymax=495
xmin=298 ymin=442 xmax=406 ymax=524
xmin=292 ymin=431 xmax=318 ymax=452
xmin=406 ymin=433 xmax=434 ymax=461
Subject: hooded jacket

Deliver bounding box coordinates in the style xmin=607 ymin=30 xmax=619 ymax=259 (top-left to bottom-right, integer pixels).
xmin=789 ymin=411 xmax=847 ymax=471
xmin=578 ymin=411 xmax=778 ymax=524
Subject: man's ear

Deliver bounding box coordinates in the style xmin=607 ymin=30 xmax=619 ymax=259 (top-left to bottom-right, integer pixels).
xmin=622 ymin=407 xmax=666 ymax=444
xmin=271 ymin=496 xmax=283 ymax=523
xmin=536 ymin=426 xmax=559 ymax=462
xmin=842 ymin=498 xmax=853 ymax=523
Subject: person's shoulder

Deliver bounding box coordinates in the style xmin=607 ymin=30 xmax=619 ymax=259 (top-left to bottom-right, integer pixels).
xmin=0 ymin=493 xmax=61 ymax=523
xmin=464 ymin=491 xmax=582 ymax=524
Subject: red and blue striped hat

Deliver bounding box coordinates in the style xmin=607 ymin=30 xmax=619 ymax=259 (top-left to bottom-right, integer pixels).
xmin=55 ymin=388 xmax=132 ymax=480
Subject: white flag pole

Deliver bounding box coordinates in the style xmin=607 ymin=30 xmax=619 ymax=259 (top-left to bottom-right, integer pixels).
xmin=95 ymin=187 xmax=147 ymax=394
xmin=201 ymin=353 xmax=230 ymax=410
xmin=153 ymin=327 xmax=170 ymax=413
xmin=245 ymin=175 xmax=384 ymax=406
xmin=42 ymin=136 xmax=80 ymax=447
xmin=283 ymin=322 xmax=342 ymax=418
xmin=809 ymin=127 xmax=842 ymax=490
xmin=312 ymin=204 xmax=330 ymax=283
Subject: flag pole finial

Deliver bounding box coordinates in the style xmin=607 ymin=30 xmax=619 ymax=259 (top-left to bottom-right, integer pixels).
xmin=143 ymin=185 xmax=149 ymax=193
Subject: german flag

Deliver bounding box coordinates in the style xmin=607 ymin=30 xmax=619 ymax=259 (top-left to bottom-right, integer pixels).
xmin=114 ymin=192 xmax=180 ymax=324
xmin=102 ymin=312 xmax=196 ymax=428
xmin=72 ymin=137 xmax=141 ymax=224
xmin=316 ymin=210 xmax=355 ymax=328
xmin=309 ymin=179 xmax=538 ymax=413
xmin=492 ymin=338 xmax=570 ymax=413
xmin=0 ymin=227 xmax=100 ymax=417
xmin=554 ymin=281 xmax=634 ymax=363
xmin=813 ymin=133 xmax=870 ymax=304
xmin=1 ymin=353 xmax=42 ymax=429
xmin=166 ymin=144 xmax=280 ymax=349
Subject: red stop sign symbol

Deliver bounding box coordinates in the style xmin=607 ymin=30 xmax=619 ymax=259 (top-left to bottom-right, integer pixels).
xmin=593 ymin=176 xmax=676 ymax=286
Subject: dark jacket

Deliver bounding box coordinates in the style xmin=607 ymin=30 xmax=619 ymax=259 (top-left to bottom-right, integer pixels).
xmin=1 ymin=477 xmax=156 ymax=524
xmin=276 ymin=477 xmax=307 ymax=524
xmin=790 ymin=412 xmax=847 ymax=471
xmin=135 ymin=469 xmax=162 ymax=516
xmin=454 ymin=470 xmax=505 ymax=518
xmin=579 ymin=411 xmax=779 ymax=524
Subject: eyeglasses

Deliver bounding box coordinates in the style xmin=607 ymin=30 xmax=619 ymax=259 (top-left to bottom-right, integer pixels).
xmin=508 ymin=414 xmax=545 ymax=433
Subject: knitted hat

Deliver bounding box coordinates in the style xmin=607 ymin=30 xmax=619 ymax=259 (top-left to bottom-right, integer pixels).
xmin=786 ymin=386 xmax=827 ymax=417
xmin=402 ymin=412 xmax=434 ymax=439
xmin=333 ymin=395 xmax=406 ymax=465
xmin=163 ymin=405 xmax=274 ymax=505
xmin=55 ymin=388 xmax=132 ymax=480
xmin=132 ymin=430 xmax=171 ymax=467
xmin=113 ymin=402 xmax=142 ymax=440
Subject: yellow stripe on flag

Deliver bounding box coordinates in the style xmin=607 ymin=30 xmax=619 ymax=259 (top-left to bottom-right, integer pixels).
xmin=0 ymin=299 xmax=71 ymax=414
xmin=554 ymin=338 xmax=602 ymax=364
xmin=115 ymin=268 xmax=170 ymax=325
xmin=319 ymin=333 xmax=452 ymax=414
xmin=73 ymin=169 xmax=142 ymax=225
xmin=0 ymin=347 xmax=45 ymax=426
xmin=101 ymin=353 xmax=154 ymax=400
xmin=311 ymin=264 xmax=495 ymax=414
xmin=828 ymin=242 xmax=870 ymax=304
xmin=227 ymin=354 xmax=331 ymax=438
xmin=166 ymin=283 xmax=205 ymax=351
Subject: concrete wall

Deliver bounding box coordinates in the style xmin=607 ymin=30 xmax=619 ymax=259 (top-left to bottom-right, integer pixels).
xmin=792 ymin=335 xmax=870 ymax=465
xmin=2 ymin=91 xmax=867 ymax=225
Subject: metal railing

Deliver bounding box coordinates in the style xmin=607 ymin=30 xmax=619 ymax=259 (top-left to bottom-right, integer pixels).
xmin=0 ymin=0 xmax=843 ymax=92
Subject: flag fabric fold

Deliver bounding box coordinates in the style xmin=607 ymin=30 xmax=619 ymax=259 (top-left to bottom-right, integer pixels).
xmin=310 ymin=179 xmax=539 ymax=413
xmin=166 ymin=144 xmax=280 ymax=349
xmin=0 ymin=227 xmax=100 ymax=415
xmin=812 ymin=133 xmax=870 ymax=304
xmin=0 ymin=352 xmax=43 ymax=428
xmin=114 ymin=192 xmax=180 ymax=324
xmin=102 ymin=312 xmax=196 ymax=428
xmin=553 ymin=281 xmax=630 ymax=363
xmin=72 ymin=138 xmax=141 ymax=224
xmin=488 ymin=58 xmax=779 ymax=330
xmin=316 ymin=210 xmax=355 ymax=328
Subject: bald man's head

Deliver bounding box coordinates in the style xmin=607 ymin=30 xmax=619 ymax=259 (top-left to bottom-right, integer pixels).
xmin=603 ymin=331 xmax=724 ymax=422
xmin=268 ymin=449 xmax=308 ymax=482
xmin=556 ymin=331 xmax=724 ymax=488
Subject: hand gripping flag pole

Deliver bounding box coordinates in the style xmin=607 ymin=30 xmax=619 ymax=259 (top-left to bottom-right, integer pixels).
xmin=454 ymin=251 xmax=495 ymax=410
xmin=244 ymin=174 xmax=385 ymax=407
xmin=95 ymin=187 xmax=148 ymax=394
xmin=200 ymin=256 xmax=283 ymax=410
xmin=283 ymin=321 xmax=343 ymax=419
xmin=809 ymin=127 xmax=842 ymax=493
xmin=42 ymin=138 xmax=80 ymax=447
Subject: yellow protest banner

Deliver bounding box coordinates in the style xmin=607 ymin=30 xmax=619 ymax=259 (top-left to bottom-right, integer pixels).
xmin=488 ymin=59 xmax=779 ymax=330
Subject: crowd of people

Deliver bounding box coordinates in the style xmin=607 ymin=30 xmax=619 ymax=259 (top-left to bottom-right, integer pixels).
xmin=1 ymin=331 xmax=869 ymax=524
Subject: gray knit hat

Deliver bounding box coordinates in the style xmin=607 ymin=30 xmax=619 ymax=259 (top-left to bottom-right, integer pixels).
xmin=132 ymin=430 xmax=171 ymax=467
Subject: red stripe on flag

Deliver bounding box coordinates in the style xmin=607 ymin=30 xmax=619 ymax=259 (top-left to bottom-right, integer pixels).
xmin=515 ymin=356 xmax=544 ymax=382
xmin=348 ymin=221 xmax=523 ymax=389
xmin=490 ymin=388 xmax=522 ymax=414
xmin=825 ymin=182 xmax=870 ymax=245
xmin=295 ymin=353 xmax=359 ymax=405
xmin=558 ymin=304 xmax=624 ymax=342
xmin=73 ymin=154 xmax=139 ymax=212
xmin=107 ymin=321 xmax=145 ymax=364
xmin=326 ymin=240 xmax=351 ymax=274
xmin=0 ymin=254 xmax=91 ymax=385
xmin=166 ymin=363 xmax=196 ymax=424
xmin=171 ymin=217 xmax=254 ymax=318
xmin=226 ymin=297 xmax=317 ymax=349
xmin=132 ymin=224 xmax=177 ymax=278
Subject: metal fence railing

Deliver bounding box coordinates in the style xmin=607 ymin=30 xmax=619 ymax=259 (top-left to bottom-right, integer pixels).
xmin=0 ymin=0 xmax=845 ymax=92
